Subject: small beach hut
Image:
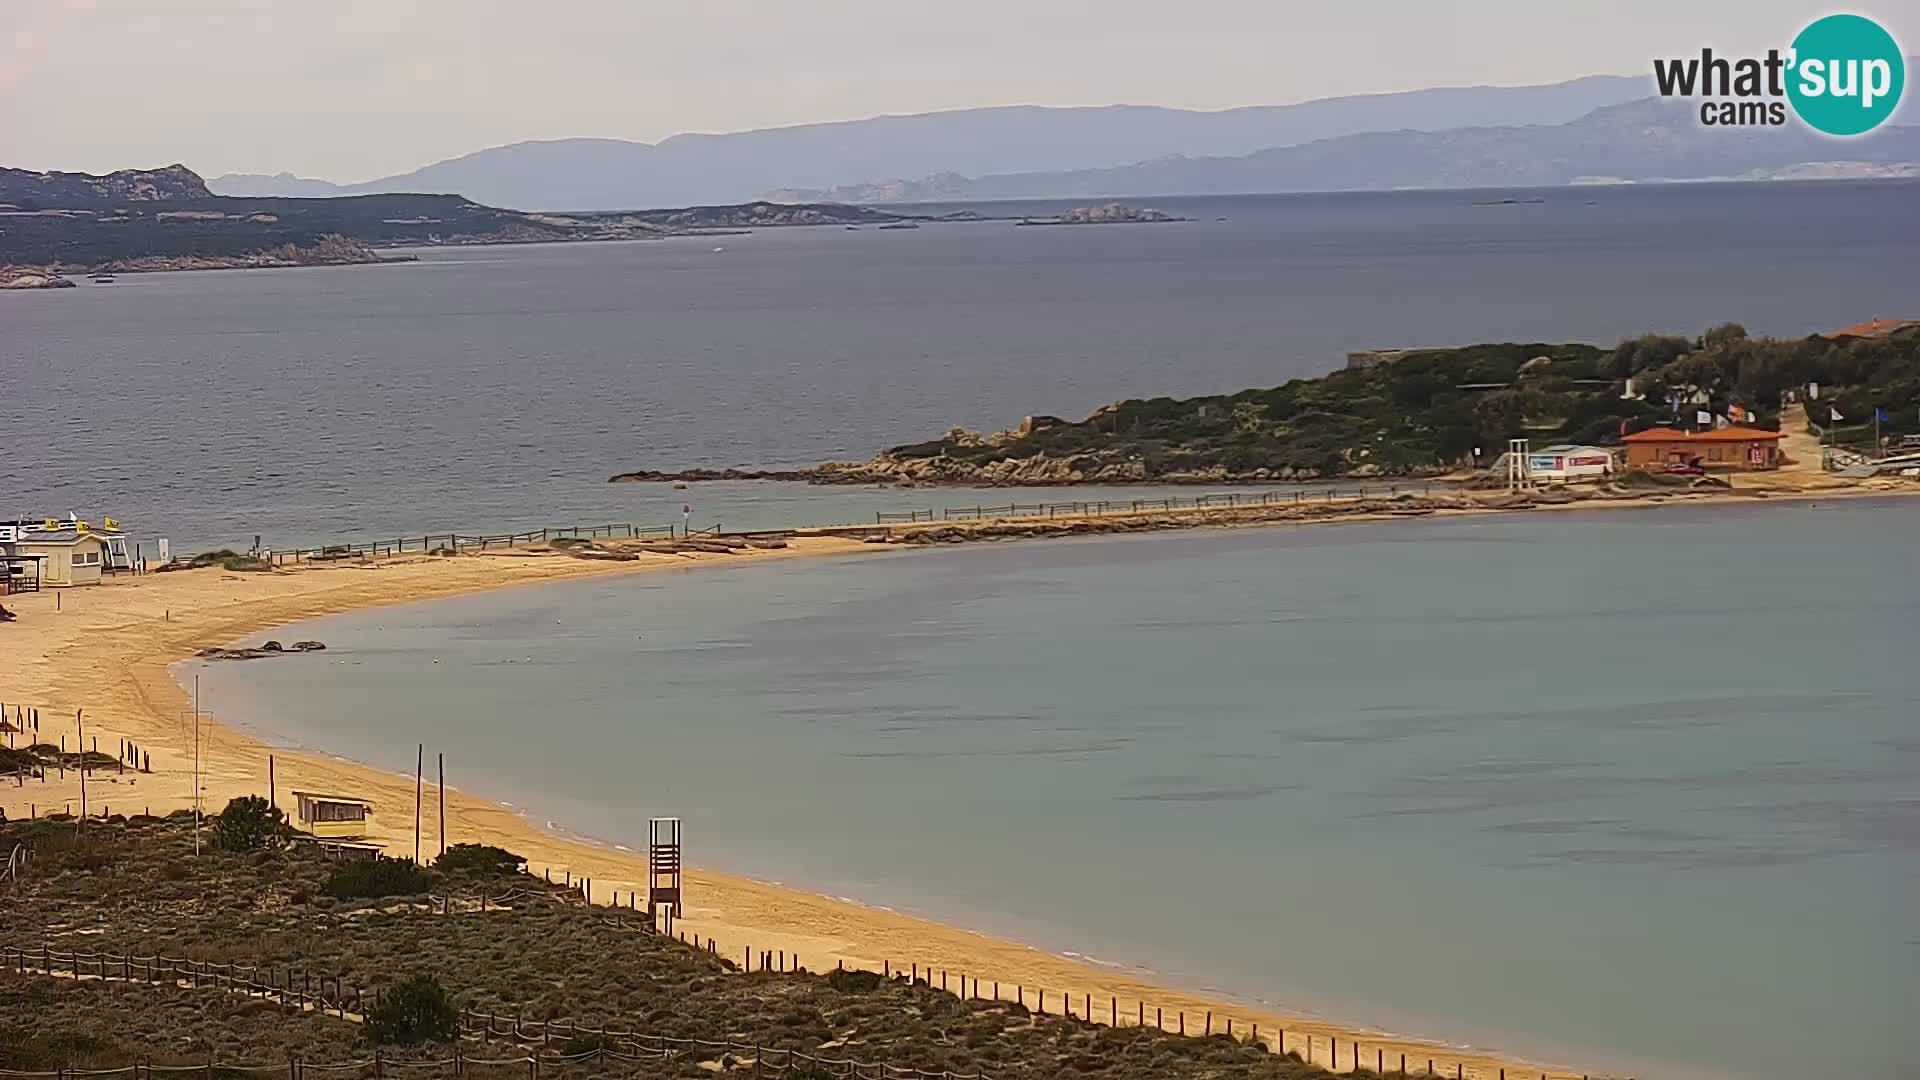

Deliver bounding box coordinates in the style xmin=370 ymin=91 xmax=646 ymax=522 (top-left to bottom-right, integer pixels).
xmin=292 ymin=790 xmax=374 ymax=839
xmin=6 ymin=531 xmax=107 ymax=587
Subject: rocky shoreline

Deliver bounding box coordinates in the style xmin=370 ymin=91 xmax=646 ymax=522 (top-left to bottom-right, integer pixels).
xmin=609 ymin=451 xmax=1436 ymax=487
xmin=0 ymin=270 xmax=77 ymax=290
xmin=855 ymin=482 xmax=1765 ymax=545
xmin=90 ymin=235 xmax=410 ymax=274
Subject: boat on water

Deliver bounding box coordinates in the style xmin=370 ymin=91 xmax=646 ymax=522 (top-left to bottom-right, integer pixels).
xmin=90 ymin=274 xmax=116 ymax=284
xmin=877 ymin=222 xmax=920 ymax=230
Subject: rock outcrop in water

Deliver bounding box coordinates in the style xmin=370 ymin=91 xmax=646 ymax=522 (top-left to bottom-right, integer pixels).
xmin=0 ymin=270 xmax=76 ymax=290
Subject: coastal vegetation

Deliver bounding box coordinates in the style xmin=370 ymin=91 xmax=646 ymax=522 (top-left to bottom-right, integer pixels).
xmin=617 ymin=323 xmax=1920 ymax=485
xmin=0 ymin=165 xmax=910 ymax=276
xmin=1 ymin=816 xmax=1336 ymax=1078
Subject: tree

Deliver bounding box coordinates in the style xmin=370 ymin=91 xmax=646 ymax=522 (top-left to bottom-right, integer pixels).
xmin=366 ymin=974 xmax=460 ymax=1046
xmin=1607 ymin=334 xmax=1692 ymax=378
xmin=211 ymin=796 xmax=287 ymax=853
xmin=1701 ymin=322 xmax=1749 ymax=349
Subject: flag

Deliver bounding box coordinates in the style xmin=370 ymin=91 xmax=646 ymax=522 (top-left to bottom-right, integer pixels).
xmin=1830 ymin=407 xmax=1844 ymax=422
xmin=1874 ymin=407 xmax=1891 ymax=423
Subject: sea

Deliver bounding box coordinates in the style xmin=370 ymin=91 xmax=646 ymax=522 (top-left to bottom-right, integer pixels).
xmin=6 ymin=180 xmax=1918 ymax=1077
xmin=194 ymin=500 xmax=1919 ymax=1080
xmin=3 ymin=180 xmax=1919 ymax=550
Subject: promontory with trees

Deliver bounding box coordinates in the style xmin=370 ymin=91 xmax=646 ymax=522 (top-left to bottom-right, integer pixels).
xmin=614 ymin=323 xmax=1920 ymax=485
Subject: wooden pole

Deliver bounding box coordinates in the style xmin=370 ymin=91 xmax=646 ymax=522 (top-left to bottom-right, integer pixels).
xmin=193 ymin=676 xmax=202 ymax=856
xmin=414 ymin=743 xmax=423 ymax=864
xmin=269 ymin=754 xmax=276 ymax=811
xmin=438 ymin=752 xmax=446 ymax=856
xmin=75 ymin=709 xmax=86 ymax=833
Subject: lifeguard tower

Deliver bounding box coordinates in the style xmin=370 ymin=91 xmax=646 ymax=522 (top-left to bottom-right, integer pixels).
xmin=1506 ymin=438 xmax=1534 ymax=491
xmin=647 ymin=817 xmax=682 ymax=927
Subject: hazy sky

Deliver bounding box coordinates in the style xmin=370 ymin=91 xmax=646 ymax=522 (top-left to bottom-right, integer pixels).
xmin=3 ymin=1 xmax=1902 ymax=181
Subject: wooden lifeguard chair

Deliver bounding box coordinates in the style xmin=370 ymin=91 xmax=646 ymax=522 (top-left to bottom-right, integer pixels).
xmin=647 ymin=817 xmax=682 ymax=927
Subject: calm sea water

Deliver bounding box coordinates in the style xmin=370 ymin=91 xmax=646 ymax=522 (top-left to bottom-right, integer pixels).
xmin=197 ymin=500 xmax=1920 ymax=1080
xmin=5 ymin=181 xmax=1920 ymax=550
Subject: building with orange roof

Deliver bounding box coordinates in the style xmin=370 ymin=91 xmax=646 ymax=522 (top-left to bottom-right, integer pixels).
xmin=1621 ymin=426 xmax=1786 ymax=470
xmin=1825 ymin=317 xmax=1920 ymax=339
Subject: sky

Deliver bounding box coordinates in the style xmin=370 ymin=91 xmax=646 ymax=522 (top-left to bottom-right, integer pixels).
xmin=2 ymin=1 xmax=1904 ymax=181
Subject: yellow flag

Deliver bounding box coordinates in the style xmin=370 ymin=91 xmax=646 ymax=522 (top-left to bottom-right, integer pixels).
xmin=42 ymin=518 xmax=58 ymax=530
xmin=103 ymin=516 xmax=119 ymax=530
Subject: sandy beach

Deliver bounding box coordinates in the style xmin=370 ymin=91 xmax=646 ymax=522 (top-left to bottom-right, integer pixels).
xmin=4 ymin=479 xmax=1912 ymax=1080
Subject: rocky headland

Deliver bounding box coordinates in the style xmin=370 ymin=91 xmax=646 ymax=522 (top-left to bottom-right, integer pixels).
xmin=0 ymin=165 xmax=924 ymax=280
xmin=611 ymin=325 xmax=1920 ymax=487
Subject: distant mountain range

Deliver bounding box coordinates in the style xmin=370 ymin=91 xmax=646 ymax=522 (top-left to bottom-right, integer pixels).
xmin=778 ymin=97 xmax=1920 ymax=203
xmin=210 ymin=75 xmax=1651 ymax=210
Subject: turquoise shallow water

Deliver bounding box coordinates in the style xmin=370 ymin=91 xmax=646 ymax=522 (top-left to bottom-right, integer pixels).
xmin=195 ymin=499 xmax=1920 ymax=1079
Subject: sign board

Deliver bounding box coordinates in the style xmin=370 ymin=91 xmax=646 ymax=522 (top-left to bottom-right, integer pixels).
xmin=157 ymin=539 xmax=170 ymax=563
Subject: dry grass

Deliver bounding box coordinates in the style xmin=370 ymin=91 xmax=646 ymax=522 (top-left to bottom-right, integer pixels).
xmin=1 ymin=817 xmax=1331 ymax=1080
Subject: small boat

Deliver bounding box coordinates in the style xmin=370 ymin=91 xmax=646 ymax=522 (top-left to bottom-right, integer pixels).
xmin=877 ymin=222 xmax=920 ymax=231
xmin=90 ymin=274 xmax=116 ymax=284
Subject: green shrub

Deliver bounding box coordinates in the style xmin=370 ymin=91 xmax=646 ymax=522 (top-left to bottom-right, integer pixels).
xmin=824 ymin=968 xmax=883 ymax=993
xmin=434 ymin=843 xmax=524 ymax=876
xmin=211 ymin=796 xmax=287 ymax=853
xmin=365 ymin=974 xmax=459 ymax=1046
xmin=325 ymin=856 xmax=430 ymax=899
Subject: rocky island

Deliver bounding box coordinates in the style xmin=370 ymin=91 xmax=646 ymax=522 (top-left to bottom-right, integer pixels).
xmin=1017 ymin=203 xmax=1183 ymax=226
xmin=613 ymin=323 xmax=1920 ymax=485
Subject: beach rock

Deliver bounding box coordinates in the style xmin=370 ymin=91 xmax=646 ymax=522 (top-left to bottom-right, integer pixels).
xmin=196 ymin=640 xmax=325 ymax=660
xmin=0 ymin=271 xmax=77 ymax=290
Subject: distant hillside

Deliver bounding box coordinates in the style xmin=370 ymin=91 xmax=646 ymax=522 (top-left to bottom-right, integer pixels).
xmin=208 ymin=75 xmax=1648 ymax=210
xmin=0 ymin=164 xmax=210 ymax=208
xmin=0 ymin=166 xmax=904 ymax=273
xmin=780 ymin=98 xmax=1920 ymax=202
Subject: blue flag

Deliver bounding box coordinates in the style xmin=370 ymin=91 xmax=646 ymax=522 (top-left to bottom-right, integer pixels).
xmin=1874 ymin=407 xmax=1891 ymax=423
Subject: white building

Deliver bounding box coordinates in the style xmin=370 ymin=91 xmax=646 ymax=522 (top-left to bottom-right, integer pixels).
xmin=1524 ymin=445 xmax=1617 ymax=483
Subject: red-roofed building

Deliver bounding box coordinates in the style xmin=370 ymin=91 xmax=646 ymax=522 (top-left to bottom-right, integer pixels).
xmin=1621 ymin=426 xmax=1786 ymax=470
xmin=1826 ymin=317 xmax=1920 ymax=339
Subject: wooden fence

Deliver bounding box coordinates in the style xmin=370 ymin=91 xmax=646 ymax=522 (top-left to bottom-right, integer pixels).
xmin=0 ymin=945 xmax=991 ymax=1080
xmin=0 ymin=810 xmax=1620 ymax=1080
xmin=872 ymin=483 xmax=1435 ymax=524
xmin=252 ymin=523 xmax=680 ymax=567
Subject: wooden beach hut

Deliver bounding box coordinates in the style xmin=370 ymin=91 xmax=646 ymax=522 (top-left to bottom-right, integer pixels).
xmin=2 ymin=531 xmax=104 ymax=587
xmin=292 ymin=790 xmax=374 ymax=839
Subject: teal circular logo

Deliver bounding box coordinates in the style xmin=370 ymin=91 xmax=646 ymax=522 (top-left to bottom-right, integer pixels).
xmin=1787 ymin=14 xmax=1905 ymax=135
